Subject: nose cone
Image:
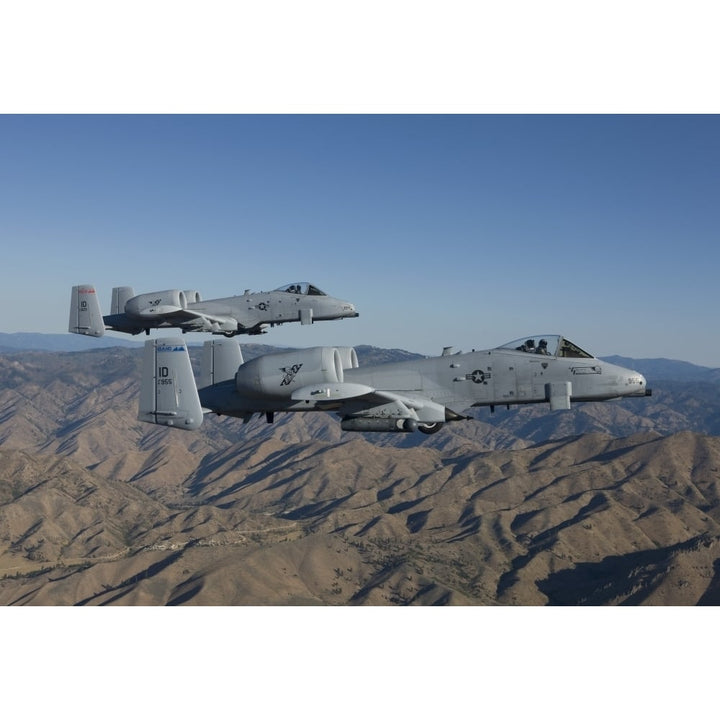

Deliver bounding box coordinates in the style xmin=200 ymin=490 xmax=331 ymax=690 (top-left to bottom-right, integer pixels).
xmin=316 ymin=298 xmax=359 ymax=321
xmin=621 ymin=368 xmax=650 ymax=397
xmin=340 ymin=300 xmax=359 ymax=318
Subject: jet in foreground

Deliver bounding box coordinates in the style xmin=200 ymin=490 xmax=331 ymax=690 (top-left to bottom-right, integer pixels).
xmin=138 ymin=334 xmax=651 ymax=435
xmin=69 ymin=282 xmax=358 ymax=338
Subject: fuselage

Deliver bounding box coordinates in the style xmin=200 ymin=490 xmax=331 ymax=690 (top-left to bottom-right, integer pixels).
xmin=190 ymin=289 xmax=358 ymax=329
xmin=198 ymin=335 xmax=649 ymax=421
xmin=104 ymin=285 xmax=358 ymax=335
xmin=345 ymin=346 xmax=648 ymax=409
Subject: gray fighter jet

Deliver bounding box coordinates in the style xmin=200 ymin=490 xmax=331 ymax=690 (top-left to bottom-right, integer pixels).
xmin=69 ymin=282 xmax=358 ymax=338
xmin=137 ymin=334 xmax=651 ymax=435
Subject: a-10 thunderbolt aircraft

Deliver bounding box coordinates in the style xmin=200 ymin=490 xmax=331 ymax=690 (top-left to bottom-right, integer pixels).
xmin=69 ymin=282 xmax=358 ymax=337
xmin=138 ymin=334 xmax=652 ymax=435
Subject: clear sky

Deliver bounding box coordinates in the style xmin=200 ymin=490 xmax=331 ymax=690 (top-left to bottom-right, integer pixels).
xmin=1 ymin=114 xmax=718 ymax=365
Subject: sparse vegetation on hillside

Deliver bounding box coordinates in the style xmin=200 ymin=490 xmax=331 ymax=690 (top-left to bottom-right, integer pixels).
xmin=1 ymin=347 xmax=720 ymax=605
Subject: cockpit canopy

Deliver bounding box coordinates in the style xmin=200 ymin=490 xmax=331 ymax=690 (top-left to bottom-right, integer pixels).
xmin=496 ymin=335 xmax=595 ymax=359
xmin=273 ymin=283 xmax=327 ymax=296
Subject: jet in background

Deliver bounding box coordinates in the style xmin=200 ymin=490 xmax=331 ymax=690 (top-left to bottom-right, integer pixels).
xmin=138 ymin=334 xmax=651 ymax=436
xmin=69 ymin=282 xmax=358 ymax=338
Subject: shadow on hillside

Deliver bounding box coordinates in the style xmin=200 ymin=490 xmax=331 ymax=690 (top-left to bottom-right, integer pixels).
xmin=75 ymin=547 xmax=190 ymax=606
xmin=697 ymin=558 xmax=720 ymax=605
xmin=537 ymin=535 xmax=714 ymax=605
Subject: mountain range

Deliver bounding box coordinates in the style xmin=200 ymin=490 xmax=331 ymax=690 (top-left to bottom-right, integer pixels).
xmin=1 ymin=335 xmax=720 ymax=605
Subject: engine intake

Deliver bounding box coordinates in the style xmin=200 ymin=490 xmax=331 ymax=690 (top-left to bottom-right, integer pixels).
xmin=235 ymin=347 xmax=344 ymax=398
xmin=183 ymin=290 xmax=202 ymax=304
xmin=336 ymin=347 xmax=358 ymax=369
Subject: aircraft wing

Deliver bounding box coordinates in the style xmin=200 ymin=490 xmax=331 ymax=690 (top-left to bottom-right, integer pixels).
xmin=103 ymin=308 xmax=241 ymax=335
xmin=117 ymin=306 xmax=240 ymax=334
xmin=166 ymin=308 xmax=241 ymax=334
xmin=291 ymin=383 xmax=448 ymax=424
xmin=291 ymin=382 xmax=376 ymax=403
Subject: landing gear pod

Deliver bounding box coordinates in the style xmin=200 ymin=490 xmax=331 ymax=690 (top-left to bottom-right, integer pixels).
xmin=417 ymin=422 xmax=442 ymax=435
xmin=546 ymin=381 xmax=572 ymax=411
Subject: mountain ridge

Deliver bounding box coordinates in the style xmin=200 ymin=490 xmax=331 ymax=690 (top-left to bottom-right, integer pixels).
xmin=1 ymin=342 xmax=720 ymax=604
xmin=3 ymin=430 xmax=720 ymax=605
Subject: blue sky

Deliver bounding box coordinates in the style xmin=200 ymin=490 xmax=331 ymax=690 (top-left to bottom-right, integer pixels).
xmin=2 ymin=114 xmax=719 ymax=365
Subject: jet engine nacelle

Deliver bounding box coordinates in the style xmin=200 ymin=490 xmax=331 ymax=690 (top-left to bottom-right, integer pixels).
xmin=336 ymin=347 xmax=359 ymax=370
xmin=125 ymin=289 xmax=188 ymax=318
xmin=235 ymin=347 xmax=345 ymax=398
xmin=183 ymin=290 xmax=202 ymax=304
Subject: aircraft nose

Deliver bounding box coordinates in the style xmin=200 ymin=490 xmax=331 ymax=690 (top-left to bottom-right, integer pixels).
xmin=640 ymin=373 xmax=652 ymax=396
xmin=343 ymin=301 xmax=359 ymax=318
xmin=624 ymin=369 xmax=650 ymax=396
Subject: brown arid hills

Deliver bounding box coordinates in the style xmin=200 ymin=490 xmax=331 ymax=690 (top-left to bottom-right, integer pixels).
xmin=1 ymin=345 xmax=720 ymax=605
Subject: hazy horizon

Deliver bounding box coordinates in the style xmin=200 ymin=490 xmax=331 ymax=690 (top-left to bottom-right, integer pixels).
xmin=2 ymin=115 xmax=719 ymax=366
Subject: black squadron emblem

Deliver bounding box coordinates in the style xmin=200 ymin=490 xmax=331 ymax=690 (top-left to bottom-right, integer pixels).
xmin=280 ymin=363 xmax=303 ymax=386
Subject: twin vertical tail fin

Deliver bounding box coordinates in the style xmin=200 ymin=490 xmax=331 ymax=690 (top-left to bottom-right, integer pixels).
xmin=111 ymin=286 xmax=134 ymax=315
xmin=138 ymin=338 xmax=204 ymax=430
xmin=69 ymin=285 xmax=105 ymax=337
xmin=199 ymin=338 xmax=244 ymax=388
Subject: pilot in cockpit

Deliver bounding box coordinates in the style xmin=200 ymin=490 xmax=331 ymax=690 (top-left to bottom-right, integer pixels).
xmin=517 ymin=339 xmax=535 ymax=352
xmin=536 ymin=339 xmax=549 ymax=355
